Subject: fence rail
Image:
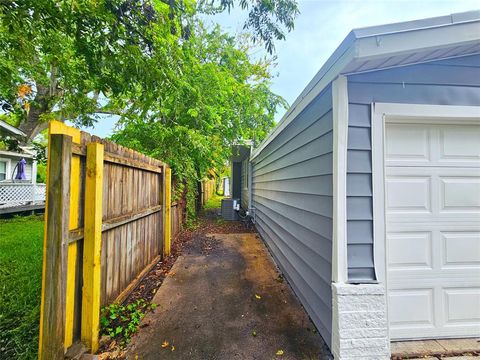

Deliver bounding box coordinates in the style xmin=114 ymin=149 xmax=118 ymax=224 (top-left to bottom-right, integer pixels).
xmin=38 ymin=121 xmax=176 ymax=359
xmin=0 ymin=182 xmax=46 ymax=208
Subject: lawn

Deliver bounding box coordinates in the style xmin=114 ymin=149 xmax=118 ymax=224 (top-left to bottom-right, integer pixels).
xmin=0 ymin=215 xmax=44 ymax=360
xmin=204 ymin=193 xmax=223 ymax=210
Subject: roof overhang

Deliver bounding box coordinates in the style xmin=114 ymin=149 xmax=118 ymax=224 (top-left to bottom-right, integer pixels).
xmin=251 ymin=10 xmax=480 ymax=160
xmin=0 ymin=149 xmax=33 ymax=159
xmin=0 ymin=120 xmax=26 ymax=138
xmin=231 ymin=144 xmax=251 ymax=162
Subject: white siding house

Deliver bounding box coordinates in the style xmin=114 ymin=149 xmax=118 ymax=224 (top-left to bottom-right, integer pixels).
xmin=246 ymin=11 xmax=480 ymax=359
xmin=0 ymin=120 xmax=46 ymax=213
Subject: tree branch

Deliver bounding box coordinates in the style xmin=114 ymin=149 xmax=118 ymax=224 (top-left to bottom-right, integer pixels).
xmin=94 ymin=108 xmax=122 ymax=116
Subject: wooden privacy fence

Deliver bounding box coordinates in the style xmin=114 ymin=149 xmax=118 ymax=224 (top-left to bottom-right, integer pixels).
xmin=39 ymin=121 xmax=174 ymax=359
xmin=171 ymin=201 xmax=185 ymax=238
xmin=200 ymin=178 xmax=215 ymax=206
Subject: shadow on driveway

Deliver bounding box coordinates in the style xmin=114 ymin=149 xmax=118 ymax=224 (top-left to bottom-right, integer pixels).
xmin=126 ymin=230 xmax=332 ymax=360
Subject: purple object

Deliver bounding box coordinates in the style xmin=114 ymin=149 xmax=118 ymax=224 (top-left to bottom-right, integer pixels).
xmin=15 ymin=158 xmax=27 ymax=180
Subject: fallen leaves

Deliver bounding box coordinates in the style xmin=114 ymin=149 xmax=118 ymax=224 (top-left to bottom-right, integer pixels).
xmin=161 ymin=341 xmax=176 ymax=352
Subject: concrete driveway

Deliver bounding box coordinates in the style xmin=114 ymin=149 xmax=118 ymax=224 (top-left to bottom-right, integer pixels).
xmin=126 ymin=232 xmax=331 ymax=360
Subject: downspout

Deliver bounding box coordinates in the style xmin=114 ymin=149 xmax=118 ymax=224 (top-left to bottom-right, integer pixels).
xmin=247 ymin=160 xmax=255 ymax=223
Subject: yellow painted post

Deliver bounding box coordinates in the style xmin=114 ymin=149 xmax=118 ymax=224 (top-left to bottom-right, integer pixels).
xmin=39 ymin=121 xmax=80 ymax=358
xmin=163 ymin=167 xmax=172 ymax=257
xmin=48 ymin=121 xmax=81 ymax=349
xmin=81 ymin=142 xmax=104 ymax=352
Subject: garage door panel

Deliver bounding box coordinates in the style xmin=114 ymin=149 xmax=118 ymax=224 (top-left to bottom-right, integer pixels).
xmin=441 ymin=178 xmax=480 ymax=211
xmin=443 ymin=288 xmax=480 ymax=325
xmin=388 ymin=288 xmax=435 ymax=328
xmin=439 ymin=125 xmax=480 ymax=162
xmin=442 ymin=232 xmax=480 ymax=267
xmin=388 ymin=232 xmax=432 ymax=270
xmin=385 ymin=120 xmax=480 ymax=340
xmin=386 ymin=176 xmax=431 ymax=213
xmin=386 ymin=124 xmax=430 ymax=163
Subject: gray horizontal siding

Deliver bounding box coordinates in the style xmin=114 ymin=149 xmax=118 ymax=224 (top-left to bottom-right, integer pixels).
xmin=346 ymin=54 xmax=480 ymax=282
xmin=252 ymin=85 xmax=333 ymax=348
xmin=241 ymin=159 xmax=249 ymax=210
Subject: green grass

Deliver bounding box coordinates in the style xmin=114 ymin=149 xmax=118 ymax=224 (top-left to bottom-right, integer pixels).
xmin=203 ymin=193 xmax=223 ymax=210
xmin=0 ymin=215 xmax=44 ymax=359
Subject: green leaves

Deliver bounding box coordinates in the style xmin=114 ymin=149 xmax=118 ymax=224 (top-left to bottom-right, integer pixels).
xmin=100 ymin=299 xmax=155 ymax=346
xmin=1 ymin=1 xmax=290 ymax=219
xmin=0 ymin=0 xmax=183 ymax=139
xmin=197 ymin=0 xmax=300 ymax=53
xmin=111 ymin=19 xmax=286 ymax=220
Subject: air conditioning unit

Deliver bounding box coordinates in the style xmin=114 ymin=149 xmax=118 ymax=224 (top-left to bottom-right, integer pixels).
xmin=221 ymin=198 xmax=240 ymax=221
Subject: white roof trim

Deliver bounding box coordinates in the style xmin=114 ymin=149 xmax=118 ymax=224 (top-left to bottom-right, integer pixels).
xmin=0 ymin=149 xmax=33 ymax=158
xmin=250 ymin=10 xmax=480 ymax=160
xmin=0 ymin=119 xmax=26 ymax=137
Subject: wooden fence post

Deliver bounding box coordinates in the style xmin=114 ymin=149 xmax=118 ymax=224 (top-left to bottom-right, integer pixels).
xmin=38 ymin=134 xmax=72 ymax=359
xmin=48 ymin=120 xmax=81 ymax=349
xmin=81 ymin=142 xmax=104 ymax=352
xmin=163 ymin=167 xmax=172 ymax=257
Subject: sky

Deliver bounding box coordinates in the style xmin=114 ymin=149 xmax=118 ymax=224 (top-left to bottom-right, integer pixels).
xmin=80 ymin=0 xmax=479 ymax=138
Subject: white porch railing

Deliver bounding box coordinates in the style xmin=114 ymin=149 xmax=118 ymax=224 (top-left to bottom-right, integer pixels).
xmin=0 ymin=183 xmax=46 ymax=209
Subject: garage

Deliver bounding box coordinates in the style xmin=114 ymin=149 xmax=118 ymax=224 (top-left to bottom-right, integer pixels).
xmin=247 ymin=11 xmax=480 ymax=357
xmin=379 ymin=114 xmax=480 ymax=340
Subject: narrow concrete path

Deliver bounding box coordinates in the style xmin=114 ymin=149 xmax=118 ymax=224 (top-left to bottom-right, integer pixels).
xmin=126 ymin=232 xmax=331 ymax=360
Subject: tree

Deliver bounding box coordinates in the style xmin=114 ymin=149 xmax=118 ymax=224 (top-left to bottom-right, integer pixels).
xmin=0 ymin=0 xmax=294 ymax=219
xmin=111 ymin=23 xmax=286 ymax=219
xmin=0 ymin=0 xmax=298 ymax=141
xmin=0 ymin=0 xmax=185 ymax=140
xmin=198 ymin=0 xmax=299 ymax=53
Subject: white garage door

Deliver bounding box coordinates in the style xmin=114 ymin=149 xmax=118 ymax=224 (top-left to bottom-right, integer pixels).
xmin=385 ymin=121 xmax=480 ymax=340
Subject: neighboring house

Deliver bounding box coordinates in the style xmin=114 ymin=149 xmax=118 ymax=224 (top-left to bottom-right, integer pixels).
xmin=242 ymin=11 xmax=480 ymax=359
xmin=0 ymin=120 xmax=46 ymax=213
xmin=230 ymin=143 xmax=252 ymax=211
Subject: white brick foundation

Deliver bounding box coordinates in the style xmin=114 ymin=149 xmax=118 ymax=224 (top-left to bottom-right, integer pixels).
xmin=332 ymin=283 xmax=390 ymax=360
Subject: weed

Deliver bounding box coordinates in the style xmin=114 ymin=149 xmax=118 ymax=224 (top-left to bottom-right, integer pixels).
xmin=215 ymin=218 xmax=226 ymax=225
xmin=100 ymin=300 xmax=157 ymax=346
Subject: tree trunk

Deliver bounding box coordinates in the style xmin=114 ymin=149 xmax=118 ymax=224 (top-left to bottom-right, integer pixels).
xmin=17 ymin=84 xmax=53 ymax=141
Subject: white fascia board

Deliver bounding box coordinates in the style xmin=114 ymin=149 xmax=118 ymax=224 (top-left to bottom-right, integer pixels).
xmin=352 ymin=10 xmax=480 ymax=38
xmin=0 ymin=149 xmax=33 ymax=158
xmin=355 ymin=21 xmax=480 ymax=61
xmin=0 ymin=120 xmax=26 ymax=137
